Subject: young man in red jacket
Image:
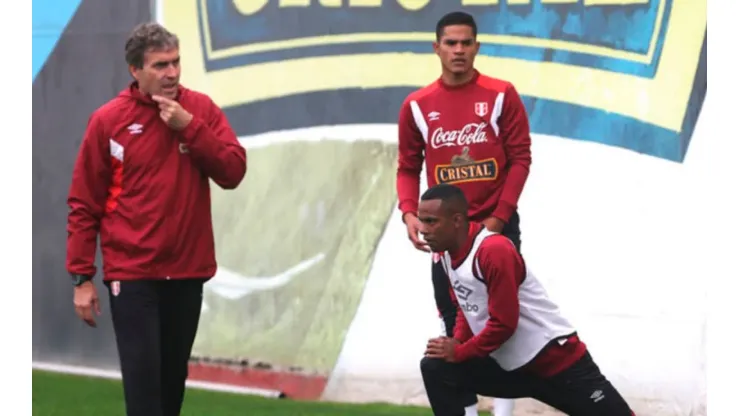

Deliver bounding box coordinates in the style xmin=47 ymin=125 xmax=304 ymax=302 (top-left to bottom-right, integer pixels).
xmin=396 ymin=11 xmax=531 ymax=416
xmin=66 ymin=22 xmax=247 ymax=416
xmin=418 ymin=184 xmax=635 ymax=416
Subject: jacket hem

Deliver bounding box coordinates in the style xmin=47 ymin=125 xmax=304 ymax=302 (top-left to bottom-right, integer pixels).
xmin=101 ymin=273 xmax=215 ymax=282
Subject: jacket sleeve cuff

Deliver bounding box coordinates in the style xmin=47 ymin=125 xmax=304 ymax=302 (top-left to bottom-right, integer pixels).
xmin=492 ymin=202 xmax=515 ymax=223
xmin=399 ymin=202 xmax=418 ymax=222
xmin=453 ymin=343 xmax=472 ymax=362
xmin=180 ymin=116 xmax=205 ymax=143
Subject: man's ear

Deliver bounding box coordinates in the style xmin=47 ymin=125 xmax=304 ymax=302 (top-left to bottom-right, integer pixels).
xmin=453 ymin=212 xmax=465 ymax=228
xmin=128 ymin=65 xmax=139 ymax=81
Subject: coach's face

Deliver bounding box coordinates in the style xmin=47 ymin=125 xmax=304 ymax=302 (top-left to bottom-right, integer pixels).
xmin=434 ymin=25 xmax=479 ymax=76
xmin=418 ymin=200 xmax=462 ymax=253
xmin=131 ymin=47 xmax=181 ymax=99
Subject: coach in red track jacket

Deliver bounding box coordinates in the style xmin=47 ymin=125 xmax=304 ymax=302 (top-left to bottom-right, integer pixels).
xmin=66 ymin=82 xmax=245 ymax=282
xmin=65 ymin=23 xmax=246 ymax=416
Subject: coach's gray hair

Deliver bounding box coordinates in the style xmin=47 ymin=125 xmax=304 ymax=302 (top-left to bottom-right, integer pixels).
xmin=124 ymin=22 xmax=179 ymax=69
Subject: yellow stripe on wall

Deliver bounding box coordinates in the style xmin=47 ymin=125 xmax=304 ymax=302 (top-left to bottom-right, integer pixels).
xmin=165 ymin=0 xmax=705 ymax=133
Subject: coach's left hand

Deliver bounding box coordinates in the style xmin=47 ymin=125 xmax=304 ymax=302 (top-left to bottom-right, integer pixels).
xmin=425 ymin=336 xmax=460 ymax=363
xmin=153 ymin=95 xmax=193 ymax=131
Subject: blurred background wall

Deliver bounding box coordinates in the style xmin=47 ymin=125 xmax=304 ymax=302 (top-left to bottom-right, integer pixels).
xmin=32 ymin=0 xmax=152 ymax=370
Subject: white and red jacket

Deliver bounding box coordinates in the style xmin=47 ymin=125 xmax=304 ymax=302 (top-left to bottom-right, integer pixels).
xmin=441 ymin=223 xmax=587 ymax=377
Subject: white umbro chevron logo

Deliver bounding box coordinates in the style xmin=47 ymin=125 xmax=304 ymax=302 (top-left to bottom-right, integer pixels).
xmin=127 ymin=123 xmax=143 ymax=135
xmin=590 ymin=390 xmax=605 ymax=402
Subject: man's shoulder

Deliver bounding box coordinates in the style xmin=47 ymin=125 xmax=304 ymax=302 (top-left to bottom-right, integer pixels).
xmin=90 ymin=95 xmax=132 ymax=125
xmin=180 ymin=85 xmax=212 ymax=101
xmin=180 ymin=87 xmax=225 ymax=122
xmin=180 ymin=86 xmax=218 ymax=108
xmin=402 ymin=80 xmax=441 ymax=106
xmin=475 ymin=73 xmax=514 ymax=94
xmin=477 ymin=233 xmax=518 ymax=260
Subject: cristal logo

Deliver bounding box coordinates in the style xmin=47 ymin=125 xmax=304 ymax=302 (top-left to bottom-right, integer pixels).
xmin=430 ymin=122 xmax=488 ymax=150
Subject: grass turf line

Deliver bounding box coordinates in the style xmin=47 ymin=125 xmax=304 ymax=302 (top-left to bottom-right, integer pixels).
xmin=33 ymin=370 xmax=449 ymax=416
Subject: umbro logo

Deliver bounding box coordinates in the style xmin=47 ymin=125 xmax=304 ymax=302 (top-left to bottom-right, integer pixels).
xmin=590 ymin=390 xmax=605 ymax=403
xmin=127 ymin=123 xmax=143 ymax=135
xmin=427 ymin=111 xmax=440 ymax=121
xmin=453 ymin=280 xmax=473 ymax=301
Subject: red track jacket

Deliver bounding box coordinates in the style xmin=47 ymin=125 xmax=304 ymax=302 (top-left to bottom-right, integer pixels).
xmin=396 ymin=70 xmax=532 ymax=223
xmin=66 ymin=82 xmax=247 ymax=281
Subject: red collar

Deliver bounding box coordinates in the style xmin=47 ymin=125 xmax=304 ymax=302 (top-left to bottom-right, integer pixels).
xmin=437 ymin=69 xmax=480 ymax=91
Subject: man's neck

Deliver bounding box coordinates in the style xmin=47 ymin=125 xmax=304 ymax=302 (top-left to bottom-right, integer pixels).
xmin=134 ymin=82 xmax=151 ymax=97
xmin=441 ymin=69 xmax=475 ymax=87
xmin=449 ymin=223 xmax=472 ymax=256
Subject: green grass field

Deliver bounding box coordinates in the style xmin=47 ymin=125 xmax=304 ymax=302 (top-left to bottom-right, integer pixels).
xmin=33 ymin=370 xmax=461 ymax=415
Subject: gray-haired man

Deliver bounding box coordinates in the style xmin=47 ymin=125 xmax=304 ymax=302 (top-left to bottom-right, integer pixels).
xmin=66 ymin=22 xmax=247 ymax=415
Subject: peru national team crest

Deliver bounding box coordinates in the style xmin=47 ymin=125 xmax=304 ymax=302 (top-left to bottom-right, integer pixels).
xmin=111 ymin=281 xmax=120 ymax=297
xmin=474 ymin=102 xmax=488 ymax=117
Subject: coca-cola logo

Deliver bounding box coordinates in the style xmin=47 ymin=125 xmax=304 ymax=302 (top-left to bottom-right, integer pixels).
xmin=430 ymin=122 xmax=489 ymax=149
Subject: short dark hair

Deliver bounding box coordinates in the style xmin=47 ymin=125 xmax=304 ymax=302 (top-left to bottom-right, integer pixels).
xmin=420 ymin=184 xmax=469 ymax=217
xmin=436 ymin=11 xmax=478 ymax=41
xmin=125 ymin=22 xmax=179 ymax=69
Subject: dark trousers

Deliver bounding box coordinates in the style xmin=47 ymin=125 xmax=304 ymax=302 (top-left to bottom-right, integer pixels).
xmin=106 ymin=278 xmax=206 ymax=416
xmin=430 ymin=211 xmax=521 ymax=408
xmin=421 ymin=352 xmax=633 ymax=416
